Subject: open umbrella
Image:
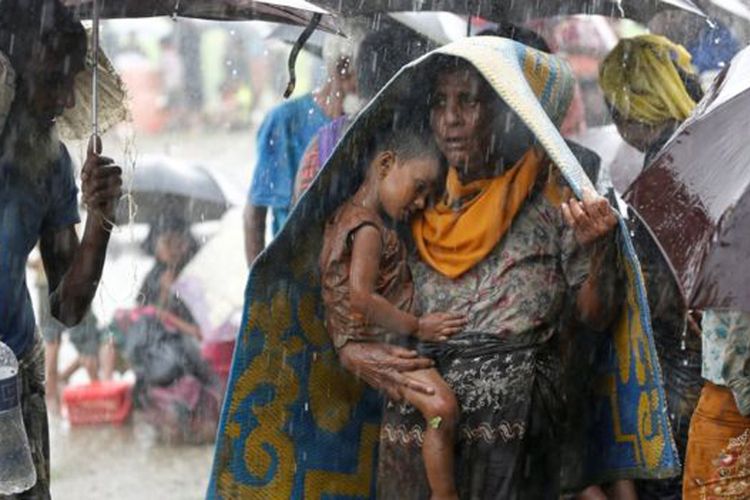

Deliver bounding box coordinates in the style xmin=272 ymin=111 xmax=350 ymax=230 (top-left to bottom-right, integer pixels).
xmin=64 ymin=0 xmax=337 ymax=30
xmin=308 ymin=0 xmax=706 ymax=25
xmin=118 ymin=156 xmax=231 ymax=223
xmin=624 ymin=43 xmax=750 ymax=312
xmin=172 ymin=208 xmax=245 ymax=343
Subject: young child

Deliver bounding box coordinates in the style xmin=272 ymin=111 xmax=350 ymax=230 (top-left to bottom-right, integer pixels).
xmin=320 ymin=125 xmax=466 ymax=500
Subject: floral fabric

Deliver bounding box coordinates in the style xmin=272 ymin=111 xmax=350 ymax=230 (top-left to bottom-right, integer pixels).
xmin=378 ymin=182 xmax=619 ymax=498
xmin=702 ymin=310 xmax=750 ymax=416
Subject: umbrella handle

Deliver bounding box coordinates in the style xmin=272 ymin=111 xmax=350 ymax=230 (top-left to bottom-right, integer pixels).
xmin=283 ymin=13 xmax=322 ymax=99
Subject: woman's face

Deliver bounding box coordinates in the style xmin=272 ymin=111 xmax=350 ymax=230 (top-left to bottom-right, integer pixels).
xmin=429 ymin=67 xmax=533 ymax=178
xmin=155 ymin=231 xmax=190 ymax=266
xmin=429 ymin=69 xmax=494 ymax=170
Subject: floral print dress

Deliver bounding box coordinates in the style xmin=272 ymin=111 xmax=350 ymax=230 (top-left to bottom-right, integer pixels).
xmin=377 ymin=183 xmax=619 ymax=499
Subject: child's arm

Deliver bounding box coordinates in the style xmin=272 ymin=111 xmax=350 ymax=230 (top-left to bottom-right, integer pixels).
xmin=349 ymin=225 xmax=465 ymax=340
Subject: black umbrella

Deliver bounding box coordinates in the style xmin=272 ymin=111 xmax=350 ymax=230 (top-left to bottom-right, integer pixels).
xmin=64 ymin=0 xmax=338 ymax=31
xmin=307 ymin=0 xmax=706 ymax=25
xmin=624 ymin=44 xmax=750 ymax=312
xmin=118 ymin=156 xmax=231 ymax=224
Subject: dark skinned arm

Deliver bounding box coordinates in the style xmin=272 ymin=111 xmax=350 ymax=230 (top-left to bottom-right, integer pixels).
xmin=562 ymin=188 xmax=620 ymax=330
xmin=337 ymin=342 xmax=436 ymax=400
xmin=243 ymin=203 xmax=266 ymax=267
xmin=44 ymin=138 xmax=121 ymax=327
xmin=349 ymin=225 xmax=419 ymax=335
xmin=349 ymin=225 xmax=466 ymax=340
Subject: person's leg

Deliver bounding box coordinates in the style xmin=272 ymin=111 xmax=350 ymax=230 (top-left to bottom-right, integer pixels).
xmin=43 ymin=341 xmax=59 ymax=409
xmin=401 ymin=369 xmax=459 ymax=500
xmin=99 ymin=341 xmax=116 ymax=380
xmin=80 ymin=355 xmax=99 ymax=382
xmin=13 ymin=336 xmax=52 ymax=500
xmin=610 ymin=480 xmax=638 ymax=499
xmin=577 ymin=486 xmax=608 ymax=500
xmin=59 ymin=356 xmax=81 ymax=383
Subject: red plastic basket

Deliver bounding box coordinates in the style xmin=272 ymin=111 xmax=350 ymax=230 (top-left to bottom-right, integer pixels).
xmin=62 ymin=381 xmax=133 ymax=426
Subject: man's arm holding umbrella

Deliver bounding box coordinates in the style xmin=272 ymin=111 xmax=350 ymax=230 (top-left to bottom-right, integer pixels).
xmin=42 ymin=137 xmax=122 ymax=327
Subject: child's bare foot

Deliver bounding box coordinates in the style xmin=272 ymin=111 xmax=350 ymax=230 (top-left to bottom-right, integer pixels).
xmin=430 ymin=493 xmax=458 ymax=500
xmin=577 ymin=485 xmax=607 ymax=500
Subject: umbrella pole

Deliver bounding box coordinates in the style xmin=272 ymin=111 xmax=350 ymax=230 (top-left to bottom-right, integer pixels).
xmin=91 ymin=0 xmax=99 ymax=140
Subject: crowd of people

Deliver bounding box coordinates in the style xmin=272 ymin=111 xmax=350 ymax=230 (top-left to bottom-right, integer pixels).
xmin=1 ymin=0 xmax=749 ymax=499
xmin=235 ymin=18 xmax=749 ymax=500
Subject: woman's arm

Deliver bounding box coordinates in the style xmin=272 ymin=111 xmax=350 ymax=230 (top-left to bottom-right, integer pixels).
xmin=157 ymin=308 xmax=202 ymax=341
xmin=562 ymin=188 xmax=620 ymax=330
xmin=337 ymin=342 xmax=436 ymax=400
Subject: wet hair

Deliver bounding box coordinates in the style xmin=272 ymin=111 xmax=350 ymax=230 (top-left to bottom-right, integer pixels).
xmin=355 ymin=25 xmax=435 ymax=100
xmin=377 ymin=124 xmax=442 ymax=164
xmin=0 ymin=0 xmax=86 ymax=74
xmin=367 ymin=119 xmax=446 ymax=196
xmin=140 ymin=212 xmax=198 ymax=258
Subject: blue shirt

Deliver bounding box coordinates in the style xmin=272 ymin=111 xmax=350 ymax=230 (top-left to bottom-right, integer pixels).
xmin=248 ymin=93 xmax=330 ymax=234
xmin=0 ymin=145 xmax=80 ymax=357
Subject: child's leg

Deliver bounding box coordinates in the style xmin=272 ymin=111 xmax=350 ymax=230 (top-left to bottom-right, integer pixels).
xmin=401 ymin=368 xmax=459 ymax=500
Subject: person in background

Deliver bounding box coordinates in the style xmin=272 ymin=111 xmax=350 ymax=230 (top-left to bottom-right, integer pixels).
xmin=159 ymin=36 xmax=186 ymax=131
xmin=597 ymin=34 xmax=705 ymax=499
xmin=0 ymin=1 xmax=123 ymax=496
xmin=119 ymin=213 xmax=220 ymax=444
xmin=685 ymin=20 xmax=740 ymax=89
xmin=293 ymin=23 xmax=564 ymax=206
xmin=292 ymin=25 xmax=434 ymax=203
xmin=683 ymin=310 xmax=750 ymax=499
xmin=600 ymin=34 xmax=704 ymax=167
xmin=243 ymin=32 xmax=360 ymax=266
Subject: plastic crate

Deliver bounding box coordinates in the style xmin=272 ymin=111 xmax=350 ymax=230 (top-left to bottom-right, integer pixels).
xmin=62 ymin=380 xmax=133 ymax=426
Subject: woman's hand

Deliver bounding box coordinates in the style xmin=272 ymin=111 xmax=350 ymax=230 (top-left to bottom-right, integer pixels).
xmin=337 ymin=342 xmax=436 ymax=401
xmin=417 ymin=312 xmax=467 ymax=341
xmin=562 ymin=188 xmax=618 ymax=247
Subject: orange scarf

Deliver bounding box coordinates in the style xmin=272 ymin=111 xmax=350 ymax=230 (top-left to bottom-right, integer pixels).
xmin=412 ymin=148 xmax=544 ymax=279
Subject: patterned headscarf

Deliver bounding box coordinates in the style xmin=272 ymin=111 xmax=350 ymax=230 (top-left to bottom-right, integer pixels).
xmin=600 ymin=34 xmax=697 ymax=125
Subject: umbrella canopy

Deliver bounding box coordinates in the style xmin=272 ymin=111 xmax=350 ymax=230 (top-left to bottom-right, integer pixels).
xmin=118 ymin=156 xmax=231 ymax=224
xmin=269 ymin=11 xmax=474 ymax=55
xmin=308 ymin=0 xmax=706 ymax=25
xmin=173 ymin=208 xmax=245 ymax=343
xmin=624 ymin=44 xmax=750 ymax=312
xmin=64 ymin=0 xmax=338 ymax=31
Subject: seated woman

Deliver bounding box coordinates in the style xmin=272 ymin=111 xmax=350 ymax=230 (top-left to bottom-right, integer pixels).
xmin=376 ymin=51 xmax=621 ymax=500
xmin=122 ymin=214 xmax=221 ymax=444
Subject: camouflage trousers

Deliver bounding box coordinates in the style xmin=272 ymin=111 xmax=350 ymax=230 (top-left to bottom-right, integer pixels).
xmin=0 ymin=335 xmax=50 ymax=500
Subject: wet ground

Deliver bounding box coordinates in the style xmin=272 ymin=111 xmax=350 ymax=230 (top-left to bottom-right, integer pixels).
xmin=44 ymin=128 xmax=254 ymax=499
xmin=49 ymin=412 xmax=214 ymax=500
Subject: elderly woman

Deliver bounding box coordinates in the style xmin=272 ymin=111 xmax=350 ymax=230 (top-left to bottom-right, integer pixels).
xmin=600 ymin=34 xmax=705 ymax=499
xmin=210 ymin=38 xmax=678 ymax=500
xmin=369 ymin=52 xmax=620 ymax=499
